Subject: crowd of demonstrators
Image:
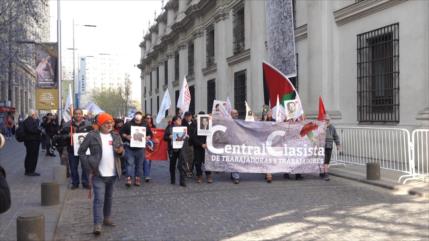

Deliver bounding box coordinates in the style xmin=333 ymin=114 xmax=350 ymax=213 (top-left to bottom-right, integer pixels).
xmin=58 ymin=108 xmax=93 ymax=189
xmin=119 ymin=111 xmax=152 ymax=187
xmin=78 ymin=113 xmax=124 ymax=235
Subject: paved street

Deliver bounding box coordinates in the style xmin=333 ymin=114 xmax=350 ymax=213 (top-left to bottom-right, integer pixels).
xmin=54 ymin=161 xmax=429 ymax=241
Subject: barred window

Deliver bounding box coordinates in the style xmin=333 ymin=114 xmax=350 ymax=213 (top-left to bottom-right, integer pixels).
xmin=357 ymin=23 xmax=399 ymax=123
xmin=206 ymin=25 xmax=215 ymax=66
xmin=150 ymin=98 xmax=153 ymax=115
xmin=175 ymin=51 xmax=180 ymax=81
xmin=164 ymin=60 xmax=168 ymax=85
xmin=175 ymin=90 xmax=180 ymax=112
xmin=189 ymin=85 xmax=195 ymax=114
xmin=145 ymin=100 xmax=147 ymax=113
xmin=150 ymin=72 xmax=153 ymax=93
xmin=156 ymin=66 xmax=160 ymax=89
xmin=234 ymin=70 xmax=247 ymax=118
xmin=144 ymin=86 xmax=146 ymax=96
xmin=188 ymin=42 xmax=194 ymax=76
xmin=207 ymin=79 xmax=216 ymax=113
xmin=233 ymin=4 xmax=245 ymax=55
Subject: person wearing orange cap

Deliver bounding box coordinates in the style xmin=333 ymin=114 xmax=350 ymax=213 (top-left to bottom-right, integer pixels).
xmin=78 ymin=112 xmax=124 ymax=235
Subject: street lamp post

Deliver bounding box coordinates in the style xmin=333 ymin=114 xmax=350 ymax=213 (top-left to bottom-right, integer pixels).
xmin=70 ymin=19 xmax=96 ymax=108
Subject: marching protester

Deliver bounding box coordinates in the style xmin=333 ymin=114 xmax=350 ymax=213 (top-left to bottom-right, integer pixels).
xmin=192 ymin=111 xmax=212 ymax=184
xmin=78 ymin=112 xmax=124 ymax=235
xmin=41 ymin=113 xmax=59 ymax=157
xmin=0 ymin=133 xmax=11 ymax=214
xmin=60 ymin=108 xmax=93 ymax=189
xmin=163 ymin=115 xmax=187 ymax=187
xmin=181 ymin=112 xmax=195 ymax=178
xmin=230 ymin=109 xmax=240 ymax=184
xmin=22 ymin=109 xmax=42 ymax=176
xmin=143 ymin=114 xmax=155 ymax=182
xmin=321 ymin=114 xmax=340 ymax=181
xmin=120 ymin=112 xmax=152 ymax=187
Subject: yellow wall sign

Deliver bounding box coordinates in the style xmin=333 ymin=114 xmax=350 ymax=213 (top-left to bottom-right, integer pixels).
xmin=36 ymin=89 xmax=59 ymax=110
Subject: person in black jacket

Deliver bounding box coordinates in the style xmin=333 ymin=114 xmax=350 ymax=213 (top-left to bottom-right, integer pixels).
xmin=192 ymin=111 xmax=212 ymax=183
xmin=23 ymin=110 xmax=42 ymax=176
xmin=181 ymin=112 xmax=195 ymax=177
xmin=163 ymin=115 xmax=187 ymax=187
xmin=41 ymin=113 xmax=59 ymax=157
xmin=59 ymin=108 xmax=93 ymax=189
xmin=119 ymin=112 xmax=152 ymax=187
xmin=0 ymin=164 xmax=11 ymax=214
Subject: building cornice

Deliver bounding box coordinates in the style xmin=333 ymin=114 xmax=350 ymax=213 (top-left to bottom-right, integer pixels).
xmin=334 ymin=0 xmax=407 ymax=25
xmin=202 ymin=63 xmax=217 ymax=76
xmin=227 ymin=49 xmax=251 ymax=66
xmin=295 ymin=24 xmax=307 ymax=41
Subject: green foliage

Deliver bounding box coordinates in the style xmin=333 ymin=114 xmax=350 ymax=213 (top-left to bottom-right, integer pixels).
xmin=91 ymin=88 xmax=127 ymax=117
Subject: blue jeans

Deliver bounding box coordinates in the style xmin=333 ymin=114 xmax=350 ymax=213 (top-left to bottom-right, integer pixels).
xmin=125 ymin=146 xmax=144 ymax=178
xmin=68 ymin=152 xmax=88 ymax=186
xmin=92 ymin=175 xmax=116 ymax=224
xmin=143 ymin=160 xmax=152 ymax=177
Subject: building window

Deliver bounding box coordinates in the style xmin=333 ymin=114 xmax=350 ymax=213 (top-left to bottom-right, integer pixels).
xmin=145 ymin=100 xmax=147 ymax=113
xmin=175 ymin=89 xmax=180 ymax=113
xmin=150 ymin=72 xmax=153 ymax=93
xmin=157 ymin=96 xmax=159 ymax=114
xmin=188 ymin=42 xmax=194 ymax=76
xmin=207 ymin=79 xmax=216 ymax=113
xmin=175 ymin=51 xmax=180 ymax=81
xmin=189 ymin=85 xmax=195 ymax=114
xmin=289 ymin=53 xmax=299 ymax=91
xmin=357 ymin=23 xmax=399 ymax=123
xmin=164 ymin=60 xmax=168 ymax=85
xmin=156 ymin=66 xmax=160 ymax=89
xmin=206 ymin=25 xmax=215 ymax=66
xmin=233 ymin=4 xmax=245 ymax=54
xmin=150 ymin=98 xmax=153 ymax=114
xmin=144 ymin=86 xmax=147 ymax=96
xmin=234 ymin=70 xmax=246 ymax=117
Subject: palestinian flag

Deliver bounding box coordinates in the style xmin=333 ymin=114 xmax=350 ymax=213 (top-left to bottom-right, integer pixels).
xmin=263 ymin=61 xmax=299 ymax=108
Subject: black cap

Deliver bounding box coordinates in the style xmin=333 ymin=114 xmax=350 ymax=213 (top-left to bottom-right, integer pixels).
xmin=184 ymin=111 xmax=192 ymax=117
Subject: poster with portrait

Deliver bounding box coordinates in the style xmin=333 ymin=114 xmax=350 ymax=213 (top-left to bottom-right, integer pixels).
xmin=197 ymin=114 xmax=212 ymax=136
xmin=35 ymin=43 xmax=58 ymax=89
xmin=130 ymin=126 xmax=146 ymax=148
xmin=73 ymin=133 xmax=90 ymax=156
xmin=211 ymin=100 xmax=230 ymax=117
xmin=172 ymin=126 xmax=187 ymax=149
xmin=284 ymin=100 xmax=302 ymax=120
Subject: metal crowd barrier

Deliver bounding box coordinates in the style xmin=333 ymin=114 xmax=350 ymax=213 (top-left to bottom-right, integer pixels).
xmin=328 ymin=126 xmax=428 ymax=183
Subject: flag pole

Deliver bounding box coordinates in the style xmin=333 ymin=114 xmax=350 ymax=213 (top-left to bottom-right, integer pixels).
xmin=57 ymin=0 xmax=62 ymax=120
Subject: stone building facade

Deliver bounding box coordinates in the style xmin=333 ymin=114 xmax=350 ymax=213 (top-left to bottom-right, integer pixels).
xmin=139 ymin=0 xmax=429 ymax=128
xmin=0 ymin=0 xmax=50 ymax=117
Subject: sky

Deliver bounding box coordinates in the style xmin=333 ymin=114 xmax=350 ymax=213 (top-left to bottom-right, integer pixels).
xmin=49 ymin=0 xmax=163 ymax=102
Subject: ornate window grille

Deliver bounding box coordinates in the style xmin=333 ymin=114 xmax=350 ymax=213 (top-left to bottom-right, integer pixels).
xmin=207 ymin=79 xmax=216 ymax=113
xmin=357 ymin=23 xmax=399 ymax=123
xmin=234 ymin=70 xmax=247 ymax=117
xmin=206 ymin=25 xmax=215 ymax=66
xmin=233 ymin=4 xmax=245 ymax=55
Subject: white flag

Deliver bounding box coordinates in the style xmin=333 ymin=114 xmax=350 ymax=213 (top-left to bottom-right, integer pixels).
xmin=245 ymin=101 xmax=255 ymax=122
xmin=85 ymin=102 xmax=104 ymax=115
xmin=62 ymin=84 xmax=73 ymax=122
xmin=272 ymin=94 xmax=286 ymax=122
xmin=156 ymin=90 xmax=171 ymax=124
xmin=176 ymin=76 xmax=191 ymax=116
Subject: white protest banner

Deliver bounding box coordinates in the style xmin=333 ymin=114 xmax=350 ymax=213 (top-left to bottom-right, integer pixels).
xmin=130 ymin=126 xmax=146 ymax=148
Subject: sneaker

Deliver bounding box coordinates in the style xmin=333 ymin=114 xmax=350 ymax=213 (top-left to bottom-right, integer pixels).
xmin=207 ymin=175 xmax=213 ymax=184
xmin=283 ymin=173 xmax=290 ymax=179
xmin=144 ymin=177 xmax=151 ymax=183
xmin=125 ymin=177 xmax=132 ymax=187
xmin=134 ymin=177 xmax=142 ymax=186
xmin=196 ymin=176 xmax=202 ymax=183
xmin=233 ymin=179 xmax=240 ymax=184
xmin=324 ymin=175 xmax=330 ymax=181
xmin=93 ymin=224 xmax=102 ymax=235
xmin=295 ymin=174 xmax=303 ymax=180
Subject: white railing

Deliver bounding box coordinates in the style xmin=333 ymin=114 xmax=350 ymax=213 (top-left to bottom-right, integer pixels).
xmin=399 ymin=129 xmax=429 ymax=183
xmin=331 ymin=127 xmax=412 ymax=174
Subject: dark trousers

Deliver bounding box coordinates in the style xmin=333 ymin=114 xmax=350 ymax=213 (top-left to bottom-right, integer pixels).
xmin=24 ymin=141 xmax=40 ymax=174
xmin=68 ymin=152 xmax=88 ymax=186
xmin=169 ymin=150 xmax=186 ymax=184
xmin=194 ymin=148 xmax=211 ymax=177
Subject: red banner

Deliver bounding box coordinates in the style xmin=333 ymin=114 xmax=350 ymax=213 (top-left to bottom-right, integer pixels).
xmin=146 ymin=128 xmax=168 ymax=161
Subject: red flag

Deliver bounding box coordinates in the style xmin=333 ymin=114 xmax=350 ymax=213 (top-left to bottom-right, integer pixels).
xmin=145 ymin=128 xmax=168 ymax=161
xmin=317 ymin=96 xmax=327 ymax=121
xmin=263 ymin=62 xmax=297 ymax=108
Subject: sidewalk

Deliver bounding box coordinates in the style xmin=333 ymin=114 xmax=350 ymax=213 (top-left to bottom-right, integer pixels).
xmin=0 ymin=138 xmax=68 ymax=241
xmin=329 ymin=163 xmax=429 ymax=198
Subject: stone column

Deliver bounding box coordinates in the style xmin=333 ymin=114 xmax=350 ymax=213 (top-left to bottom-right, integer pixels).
xmin=176 ymin=0 xmax=187 ymax=22
xmin=416 ymin=0 xmax=429 ymax=127
xmin=193 ymin=30 xmax=204 ymax=112
xmin=215 ymin=12 xmax=229 ymax=101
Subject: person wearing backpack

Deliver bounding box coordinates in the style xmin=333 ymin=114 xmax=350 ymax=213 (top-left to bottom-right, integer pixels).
xmin=23 ymin=110 xmax=42 ymax=176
